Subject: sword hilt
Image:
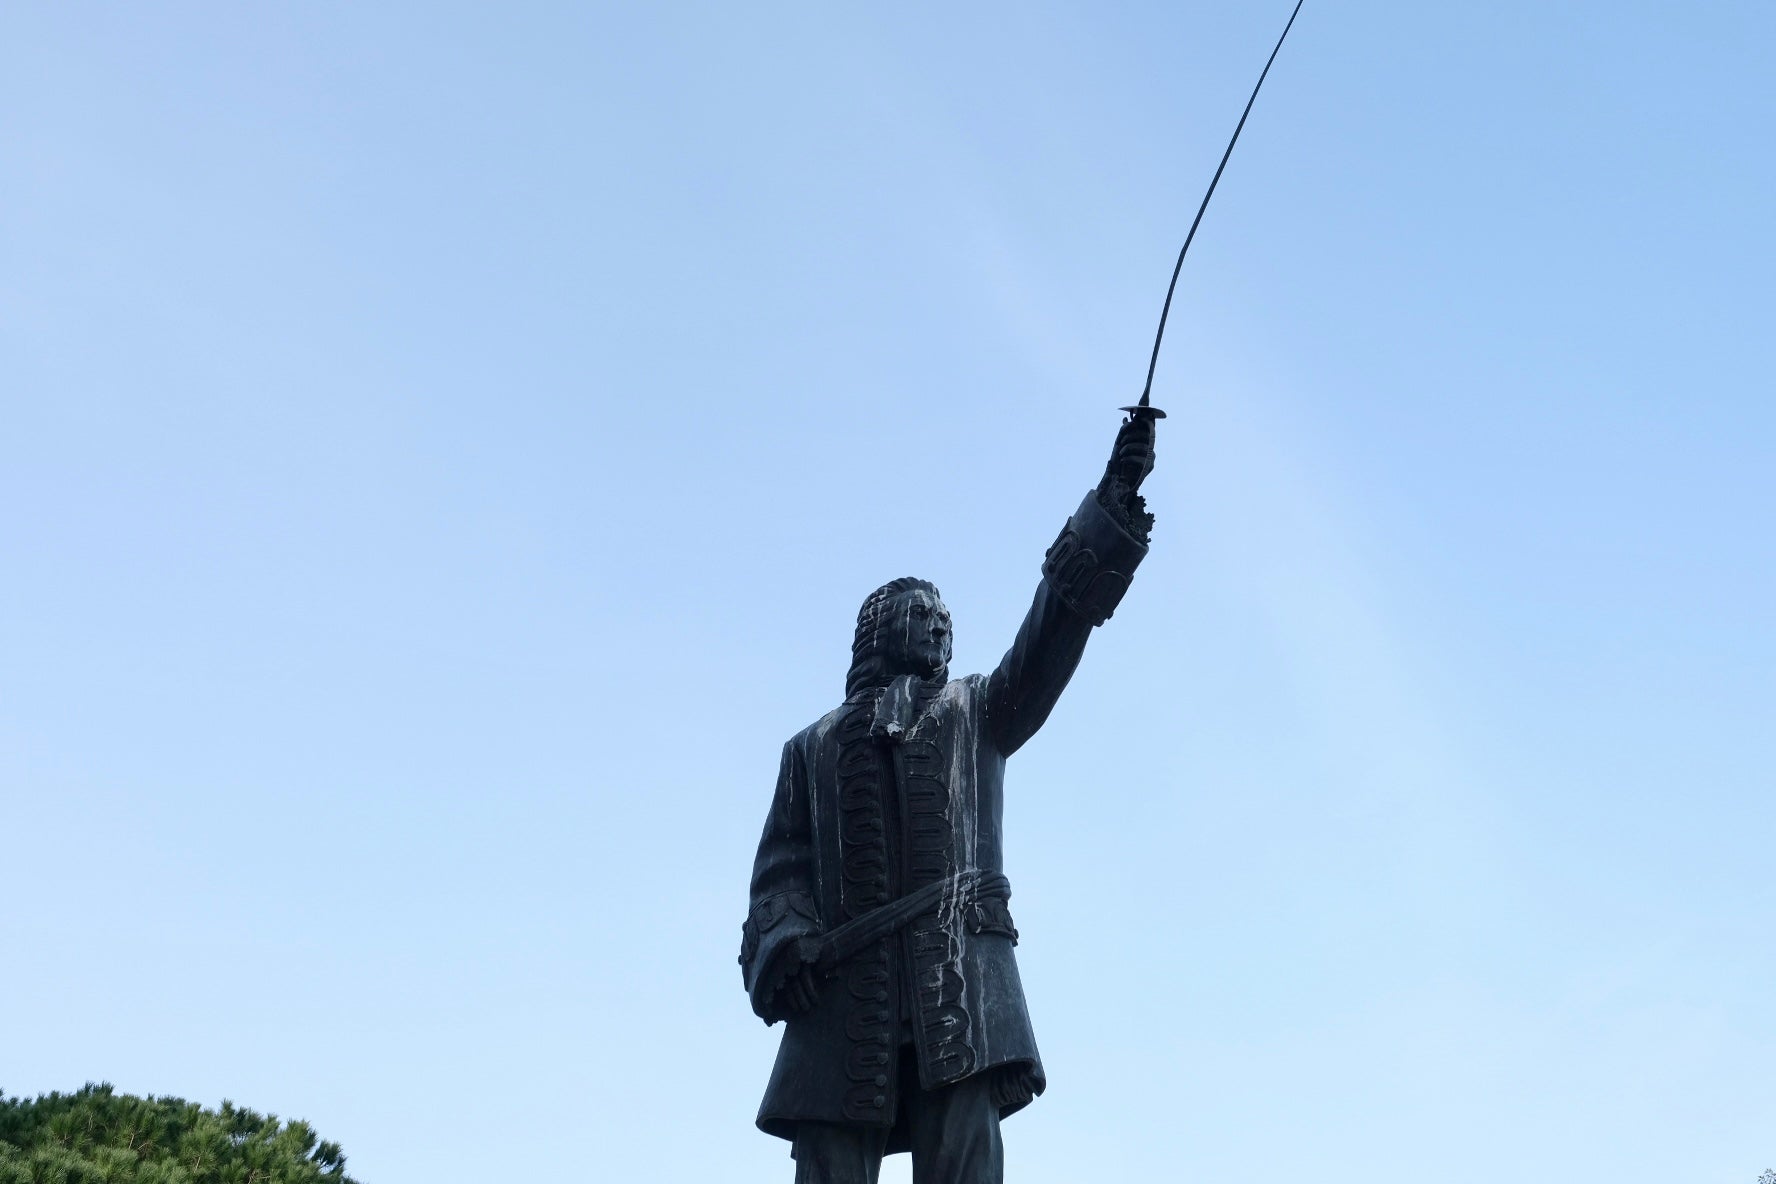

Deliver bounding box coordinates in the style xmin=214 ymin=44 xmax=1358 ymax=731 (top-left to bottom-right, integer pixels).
xmin=1119 ymin=396 xmax=1167 ymax=421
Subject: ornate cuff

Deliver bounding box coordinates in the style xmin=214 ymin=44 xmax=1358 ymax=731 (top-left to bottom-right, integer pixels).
xmin=1041 ymin=490 xmax=1150 ymax=625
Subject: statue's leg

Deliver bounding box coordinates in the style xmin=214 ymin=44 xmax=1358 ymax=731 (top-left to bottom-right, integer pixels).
xmin=902 ymin=1072 xmax=1003 ymax=1184
xmin=792 ymin=1122 xmax=888 ymax=1184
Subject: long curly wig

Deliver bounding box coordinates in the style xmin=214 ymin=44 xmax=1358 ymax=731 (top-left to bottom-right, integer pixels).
xmin=845 ymin=576 xmax=945 ymax=698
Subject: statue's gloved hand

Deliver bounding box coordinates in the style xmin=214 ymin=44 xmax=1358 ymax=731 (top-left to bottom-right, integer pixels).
xmin=1098 ymin=412 xmax=1157 ymax=498
xmin=766 ymin=940 xmax=822 ymax=1018
xmin=780 ymin=960 xmax=821 ymax=1015
xmin=1094 ymin=413 xmax=1158 ymax=544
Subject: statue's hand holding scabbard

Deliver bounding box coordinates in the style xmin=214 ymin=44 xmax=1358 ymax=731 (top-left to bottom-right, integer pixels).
xmin=771 ymin=939 xmax=822 ymax=1017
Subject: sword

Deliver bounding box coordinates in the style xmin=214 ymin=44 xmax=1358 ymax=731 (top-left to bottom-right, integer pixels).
xmin=1123 ymin=0 xmax=1307 ymax=424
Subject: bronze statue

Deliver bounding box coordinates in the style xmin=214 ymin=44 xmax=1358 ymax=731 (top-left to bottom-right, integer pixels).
xmin=740 ymin=414 xmax=1157 ymax=1183
xmin=736 ymin=7 xmax=1310 ymax=1174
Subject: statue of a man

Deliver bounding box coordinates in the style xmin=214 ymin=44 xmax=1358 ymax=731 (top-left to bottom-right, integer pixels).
xmin=741 ymin=414 xmax=1157 ymax=1183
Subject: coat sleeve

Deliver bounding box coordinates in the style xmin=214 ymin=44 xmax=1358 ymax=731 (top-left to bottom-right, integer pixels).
xmin=986 ymin=489 xmax=1150 ymax=757
xmin=739 ymin=738 xmax=822 ymax=1024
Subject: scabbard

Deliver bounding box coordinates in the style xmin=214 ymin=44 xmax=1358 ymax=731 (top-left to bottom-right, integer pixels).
xmin=812 ymin=870 xmax=1007 ymax=974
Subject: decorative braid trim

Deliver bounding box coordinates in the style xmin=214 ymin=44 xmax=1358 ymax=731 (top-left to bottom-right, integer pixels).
xmin=835 ymin=702 xmax=895 ymax=1122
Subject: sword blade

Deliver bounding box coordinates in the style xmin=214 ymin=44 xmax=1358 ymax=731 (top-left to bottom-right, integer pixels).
xmin=1136 ymin=0 xmax=1307 ymax=411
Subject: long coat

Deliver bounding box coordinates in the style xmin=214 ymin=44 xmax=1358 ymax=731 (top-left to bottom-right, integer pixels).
xmin=740 ymin=489 xmax=1147 ymax=1146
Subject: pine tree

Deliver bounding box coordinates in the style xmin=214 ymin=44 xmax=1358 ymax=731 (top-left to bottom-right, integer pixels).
xmin=0 ymin=1083 xmax=359 ymax=1184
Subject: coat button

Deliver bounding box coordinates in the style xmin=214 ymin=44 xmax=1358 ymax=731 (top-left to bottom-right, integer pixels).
xmin=874 ymin=1075 xmax=888 ymax=1087
xmin=873 ymin=991 xmax=887 ymax=1002
xmin=872 ymin=1095 xmax=885 ymax=1108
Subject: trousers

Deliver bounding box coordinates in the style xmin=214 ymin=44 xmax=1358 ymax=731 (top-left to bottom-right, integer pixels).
xmin=791 ymin=1047 xmax=1004 ymax=1184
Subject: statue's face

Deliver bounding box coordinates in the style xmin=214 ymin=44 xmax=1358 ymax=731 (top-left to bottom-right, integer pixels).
xmin=881 ymin=588 xmax=952 ymax=677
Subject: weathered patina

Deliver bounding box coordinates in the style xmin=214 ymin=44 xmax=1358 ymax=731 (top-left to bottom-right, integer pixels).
xmin=740 ymin=415 xmax=1157 ymax=1181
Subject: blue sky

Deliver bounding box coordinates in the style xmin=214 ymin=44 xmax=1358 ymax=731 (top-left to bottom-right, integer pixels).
xmin=3 ymin=3 xmax=1772 ymax=1181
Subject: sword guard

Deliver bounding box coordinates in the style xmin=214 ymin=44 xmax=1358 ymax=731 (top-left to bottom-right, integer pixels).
xmin=1119 ymin=404 xmax=1167 ymax=420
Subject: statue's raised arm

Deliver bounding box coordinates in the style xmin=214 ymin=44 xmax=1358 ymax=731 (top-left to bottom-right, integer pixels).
xmin=986 ymin=412 xmax=1157 ymax=755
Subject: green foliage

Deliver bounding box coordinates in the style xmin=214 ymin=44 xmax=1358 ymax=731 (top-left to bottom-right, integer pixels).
xmin=0 ymin=1084 xmax=359 ymax=1184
